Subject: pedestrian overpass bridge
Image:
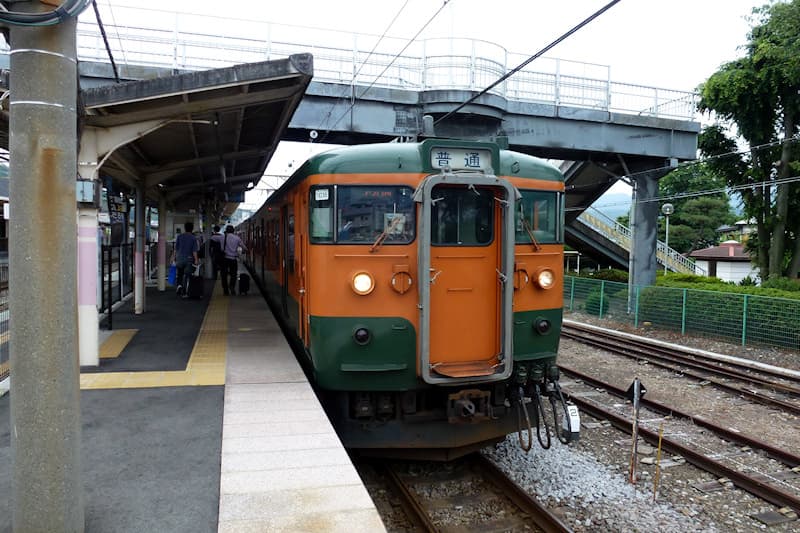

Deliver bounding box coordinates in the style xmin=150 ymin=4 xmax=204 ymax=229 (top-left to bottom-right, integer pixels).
xmin=1 ymin=3 xmax=703 ymax=278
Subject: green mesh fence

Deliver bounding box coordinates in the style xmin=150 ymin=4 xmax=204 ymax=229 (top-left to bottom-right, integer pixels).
xmin=563 ymin=275 xmax=800 ymax=350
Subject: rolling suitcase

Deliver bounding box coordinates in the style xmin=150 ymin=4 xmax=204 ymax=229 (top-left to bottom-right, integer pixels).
xmin=186 ymin=264 xmax=204 ymax=299
xmin=238 ymin=273 xmax=250 ymax=295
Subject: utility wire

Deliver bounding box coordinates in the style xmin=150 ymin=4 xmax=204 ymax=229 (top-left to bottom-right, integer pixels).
xmin=434 ymin=0 xmax=621 ymax=126
xmin=565 ymin=135 xmax=800 ymax=212
xmin=320 ymin=0 xmax=452 ymax=143
xmin=92 ymin=0 xmax=119 ymax=83
xmin=318 ymin=0 xmax=410 ymax=134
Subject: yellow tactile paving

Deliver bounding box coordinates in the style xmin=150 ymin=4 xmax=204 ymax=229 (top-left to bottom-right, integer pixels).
xmin=99 ymin=329 xmax=139 ymax=359
xmin=80 ymin=283 xmax=229 ymax=390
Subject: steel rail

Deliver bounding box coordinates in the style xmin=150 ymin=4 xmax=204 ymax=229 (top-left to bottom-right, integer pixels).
xmin=562 ymin=328 xmax=800 ymax=416
xmin=382 ymin=464 xmax=438 ymax=533
xmin=378 ymin=456 xmax=572 ymax=533
xmin=564 ymin=322 xmax=800 ymax=389
xmin=560 ymin=364 xmax=800 ymax=467
xmin=568 ymin=394 xmax=800 ymax=514
xmin=474 ymin=454 xmax=573 ymax=533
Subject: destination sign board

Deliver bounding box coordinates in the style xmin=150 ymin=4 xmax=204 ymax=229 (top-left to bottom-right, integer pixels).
xmin=430 ymin=147 xmax=492 ymax=171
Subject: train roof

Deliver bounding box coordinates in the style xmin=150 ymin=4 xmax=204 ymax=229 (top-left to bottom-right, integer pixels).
xmin=271 ymin=139 xmax=562 ymax=201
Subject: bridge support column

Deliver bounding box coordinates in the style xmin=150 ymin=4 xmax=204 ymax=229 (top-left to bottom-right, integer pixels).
xmin=630 ymin=173 xmax=660 ymax=288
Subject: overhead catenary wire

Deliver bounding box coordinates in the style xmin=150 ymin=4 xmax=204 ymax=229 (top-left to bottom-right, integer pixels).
xmin=91 ymin=0 xmax=119 ymax=83
xmin=317 ymin=0 xmax=411 ymax=134
xmin=433 ymin=0 xmax=622 ymax=126
xmin=565 ymin=135 xmax=800 ymax=212
xmin=320 ymin=0 xmax=452 ymax=143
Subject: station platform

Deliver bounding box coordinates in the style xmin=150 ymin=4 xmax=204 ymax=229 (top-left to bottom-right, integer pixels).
xmin=0 ymin=274 xmax=385 ymax=532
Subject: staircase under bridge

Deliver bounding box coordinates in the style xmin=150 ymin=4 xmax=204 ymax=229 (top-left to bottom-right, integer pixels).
xmin=567 ymin=206 xmax=703 ymax=275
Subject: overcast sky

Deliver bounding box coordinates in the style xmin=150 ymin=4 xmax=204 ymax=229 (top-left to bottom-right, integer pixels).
xmin=96 ymin=0 xmax=763 ymax=208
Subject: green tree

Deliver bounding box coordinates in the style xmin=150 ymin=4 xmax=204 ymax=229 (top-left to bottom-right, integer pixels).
xmin=657 ymin=164 xmax=736 ymax=254
xmin=698 ymin=0 xmax=800 ymax=278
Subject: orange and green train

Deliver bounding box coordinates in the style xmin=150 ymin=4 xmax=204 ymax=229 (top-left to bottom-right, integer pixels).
xmin=239 ymin=138 xmax=577 ymax=459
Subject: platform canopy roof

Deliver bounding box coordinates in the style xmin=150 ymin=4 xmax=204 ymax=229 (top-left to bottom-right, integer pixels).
xmin=79 ymin=54 xmax=312 ymax=219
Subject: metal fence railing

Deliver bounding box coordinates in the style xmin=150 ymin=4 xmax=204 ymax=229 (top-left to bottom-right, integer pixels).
xmin=563 ymin=275 xmax=800 ymax=349
xmin=100 ymin=243 xmax=134 ymax=329
xmin=44 ymin=4 xmax=699 ymax=122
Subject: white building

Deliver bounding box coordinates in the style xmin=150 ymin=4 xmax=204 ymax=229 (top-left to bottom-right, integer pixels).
xmin=689 ymin=240 xmax=759 ymax=284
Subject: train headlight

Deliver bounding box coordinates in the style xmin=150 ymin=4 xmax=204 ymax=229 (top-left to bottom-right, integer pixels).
xmin=535 ymin=268 xmax=555 ymax=289
xmin=352 ymin=271 xmax=375 ymax=295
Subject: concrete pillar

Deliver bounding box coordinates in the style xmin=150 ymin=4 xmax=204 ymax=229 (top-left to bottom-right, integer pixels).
xmin=78 ymin=208 xmax=99 ymax=366
xmin=631 ymin=173 xmax=659 ymax=288
xmin=9 ymin=7 xmax=84 ymax=531
xmin=77 ymin=130 xmax=100 ymax=367
xmin=158 ymin=193 xmax=167 ymax=291
xmin=134 ymin=181 xmax=146 ymax=313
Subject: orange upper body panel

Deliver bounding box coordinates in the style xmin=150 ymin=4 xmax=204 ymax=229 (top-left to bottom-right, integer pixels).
xmin=252 ymin=172 xmax=564 ymax=353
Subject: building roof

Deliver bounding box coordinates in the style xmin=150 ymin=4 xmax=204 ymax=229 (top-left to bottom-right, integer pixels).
xmin=689 ymin=240 xmax=751 ymax=261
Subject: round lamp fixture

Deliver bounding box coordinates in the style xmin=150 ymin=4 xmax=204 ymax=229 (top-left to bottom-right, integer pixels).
xmin=352 ymin=272 xmax=375 ymax=295
xmin=353 ymin=327 xmax=371 ymax=345
xmin=535 ymin=269 xmax=555 ymax=289
xmin=534 ymin=318 xmax=552 ymax=335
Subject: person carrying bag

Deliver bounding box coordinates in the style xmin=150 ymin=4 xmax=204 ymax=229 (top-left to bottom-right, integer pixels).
xmin=219 ymin=225 xmax=247 ymax=296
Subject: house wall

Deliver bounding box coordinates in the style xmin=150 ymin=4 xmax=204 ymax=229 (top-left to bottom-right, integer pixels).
xmin=717 ymin=261 xmax=759 ymax=284
xmin=696 ymin=259 xmax=759 ymax=284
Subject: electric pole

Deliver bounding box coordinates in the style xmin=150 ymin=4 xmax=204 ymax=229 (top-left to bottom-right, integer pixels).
xmin=7 ymin=1 xmax=84 ymax=530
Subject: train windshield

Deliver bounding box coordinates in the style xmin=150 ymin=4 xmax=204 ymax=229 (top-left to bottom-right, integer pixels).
xmin=309 ymin=185 xmax=415 ymax=244
xmin=430 ymin=186 xmax=494 ymax=246
xmin=515 ymin=190 xmax=562 ymax=244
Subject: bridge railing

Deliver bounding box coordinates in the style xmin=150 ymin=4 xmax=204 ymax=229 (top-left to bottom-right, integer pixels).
xmin=577 ymin=207 xmax=704 ymax=275
xmin=60 ymin=4 xmax=698 ymax=121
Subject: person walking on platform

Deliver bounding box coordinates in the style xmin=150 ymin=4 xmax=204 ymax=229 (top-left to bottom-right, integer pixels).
xmin=220 ymin=224 xmax=247 ymax=296
xmin=172 ymin=221 xmax=199 ymax=296
xmin=209 ymin=225 xmax=224 ymax=280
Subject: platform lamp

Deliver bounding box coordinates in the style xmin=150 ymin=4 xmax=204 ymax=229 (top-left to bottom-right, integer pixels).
xmin=662 ymin=203 xmax=674 ymax=274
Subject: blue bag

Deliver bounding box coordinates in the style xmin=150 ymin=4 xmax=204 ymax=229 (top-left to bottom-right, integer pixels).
xmin=168 ymin=264 xmax=177 ymax=285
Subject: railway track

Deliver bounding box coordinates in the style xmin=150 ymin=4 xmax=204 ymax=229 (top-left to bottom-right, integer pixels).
xmin=563 ymin=388 xmax=800 ymax=517
xmin=562 ymin=321 xmax=800 ymax=416
xmin=358 ymin=454 xmax=571 ymax=532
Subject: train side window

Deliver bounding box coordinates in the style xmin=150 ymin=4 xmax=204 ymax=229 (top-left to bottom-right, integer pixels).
xmin=515 ymin=190 xmax=561 ymax=244
xmin=309 ymin=186 xmax=334 ymax=243
xmin=430 ymin=186 xmax=494 ymax=246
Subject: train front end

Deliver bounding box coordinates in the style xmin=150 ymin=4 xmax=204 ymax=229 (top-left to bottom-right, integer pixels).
xmin=311 ymin=140 xmax=576 ymax=459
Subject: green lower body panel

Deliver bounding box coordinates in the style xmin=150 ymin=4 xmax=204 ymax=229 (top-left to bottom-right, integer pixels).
xmin=513 ymin=308 xmax=562 ymax=365
xmin=309 ymin=316 xmax=419 ymax=391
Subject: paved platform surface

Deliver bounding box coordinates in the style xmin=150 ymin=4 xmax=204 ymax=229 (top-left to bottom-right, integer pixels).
xmin=0 ymin=275 xmax=385 ymax=532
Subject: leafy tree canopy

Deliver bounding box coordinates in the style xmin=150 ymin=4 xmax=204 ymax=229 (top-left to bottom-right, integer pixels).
xmin=697 ymin=0 xmax=800 ymax=278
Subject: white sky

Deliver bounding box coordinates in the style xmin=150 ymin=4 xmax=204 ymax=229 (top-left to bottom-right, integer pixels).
xmin=97 ymin=0 xmax=761 ymax=208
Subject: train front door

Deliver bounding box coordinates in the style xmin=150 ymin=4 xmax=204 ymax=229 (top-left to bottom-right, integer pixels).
xmin=414 ymin=171 xmax=520 ymax=385
xmin=429 ymin=185 xmax=499 ymax=376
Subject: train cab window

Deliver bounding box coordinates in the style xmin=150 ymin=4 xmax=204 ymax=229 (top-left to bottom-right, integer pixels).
xmin=336 ymin=186 xmax=415 ymax=244
xmin=310 ymin=186 xmax=334 ymax=242
xmin=515 ymin=190 xmax=562 ymax=244
xmin=430 ymin=186 xmax=494 ymax=246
